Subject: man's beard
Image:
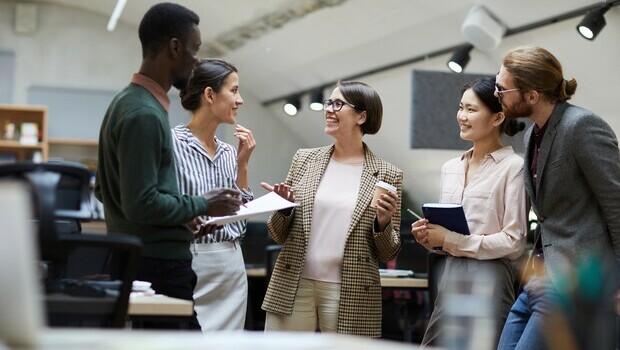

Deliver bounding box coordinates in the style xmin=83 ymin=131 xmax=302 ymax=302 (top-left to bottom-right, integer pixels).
xmin=502 ymin=97 xmax=533 ymax=120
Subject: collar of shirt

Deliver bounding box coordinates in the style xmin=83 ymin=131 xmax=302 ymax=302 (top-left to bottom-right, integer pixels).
xmin=460 ymin=145 xmax=514 ymax=164
xmin=131 ymin=73 xmax=170 ymax=112
xmin=173 ymin=125 xmax=231 ymax=162
xmin=533 ymin=122 xmax=549 ymax=149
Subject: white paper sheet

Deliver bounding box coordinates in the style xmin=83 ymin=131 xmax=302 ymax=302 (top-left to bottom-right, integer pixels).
xmin=205 ymin=191 xmax=298 ymax=225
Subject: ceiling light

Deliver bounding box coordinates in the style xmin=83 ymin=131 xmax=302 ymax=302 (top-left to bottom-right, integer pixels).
xmin=283 ymin=96 xmax=301 ymax=116
xmin=576 ymin=5 xmax=610 ymax=40
xmin=309 ymin=89 xmax=324 ymax=111
xmin=107 ymin=0 xmax=127 ymax=32
xmin=447 ymin=46 xmax=472 ymax=73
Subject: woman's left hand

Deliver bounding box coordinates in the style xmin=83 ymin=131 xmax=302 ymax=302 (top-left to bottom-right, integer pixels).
xmin=376 ymin=191 xmax=399 ymax=231
xmin=235 ymin=124 xmax=256 ymax=165
xmin=426 ymin=224 xmax=449 ymax=247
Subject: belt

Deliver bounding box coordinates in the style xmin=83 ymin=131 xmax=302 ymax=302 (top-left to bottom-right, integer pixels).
xmin=192 ymin=240 xmax=238 ymax=255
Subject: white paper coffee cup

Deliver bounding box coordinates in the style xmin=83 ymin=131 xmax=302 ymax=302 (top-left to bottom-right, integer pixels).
xmin=371 ymin=181 xmax=397 ymax=208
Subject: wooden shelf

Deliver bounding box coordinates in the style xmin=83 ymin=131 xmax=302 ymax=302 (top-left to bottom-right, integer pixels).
xmin=49 ymin=138 xmax=98 ymax=147
xmin=0 ymin=140 xmax=46 ymax=149
xmin=0 ymin=104 xmax=48 ymax=162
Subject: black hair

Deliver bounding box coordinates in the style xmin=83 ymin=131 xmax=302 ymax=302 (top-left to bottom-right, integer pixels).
xmin=180 ymin=59 xmax=238 ymax=112
xmin=138 ymin=3 xmax=199 ymax=58
xmin=462 ymin=77 xmax=525 ymax=137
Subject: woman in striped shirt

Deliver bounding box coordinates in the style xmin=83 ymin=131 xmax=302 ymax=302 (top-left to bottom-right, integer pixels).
xmin=172 ymin=58 xmax=256 ymax=331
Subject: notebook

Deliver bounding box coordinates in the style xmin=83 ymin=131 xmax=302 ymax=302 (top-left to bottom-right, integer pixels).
xmin=422 ymin=203 xmax=470 ymax=235
xmin=0 ymin=182 xmax=45 ymax=347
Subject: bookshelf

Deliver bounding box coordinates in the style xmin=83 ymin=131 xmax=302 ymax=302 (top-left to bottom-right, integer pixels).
xmin=48 ymin=138 xmax=98 ymax=168
xmin=0 ymin=104 xmax=48 ymax=163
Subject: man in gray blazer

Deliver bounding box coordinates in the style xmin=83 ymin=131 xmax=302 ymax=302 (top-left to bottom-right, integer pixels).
xmin=495 ymin=46 xmax=620 ymax=350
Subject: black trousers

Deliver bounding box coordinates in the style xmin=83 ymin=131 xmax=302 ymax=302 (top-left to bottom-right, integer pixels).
xmin=136 ymin=256 xmax=201 ymax=330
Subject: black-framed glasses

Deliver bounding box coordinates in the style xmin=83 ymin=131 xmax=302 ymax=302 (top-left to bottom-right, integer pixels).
xmin=494 ymin=83 xmax=519 ymax=99
xmin=323 ymin=99 xmax=355 ymax=111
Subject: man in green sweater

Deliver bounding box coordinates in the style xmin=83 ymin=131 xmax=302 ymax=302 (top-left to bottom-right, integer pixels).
xmin=95 ymin=3 xmax=241 ymax=329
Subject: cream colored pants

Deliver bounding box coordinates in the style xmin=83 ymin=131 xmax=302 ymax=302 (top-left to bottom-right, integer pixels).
xmin=265 ymin=277 xmax=341 ymax=332
xmin=192 ymin=241 xmax=247 ymax=331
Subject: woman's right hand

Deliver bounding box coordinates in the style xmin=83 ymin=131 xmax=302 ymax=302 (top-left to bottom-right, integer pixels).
xmin=411 ymin=218 xmax=432 ymax=249
xmin=260 ymin=182 xmax=295 ymax=202
xmin=261 ymin=182 xmax=295 ymax=216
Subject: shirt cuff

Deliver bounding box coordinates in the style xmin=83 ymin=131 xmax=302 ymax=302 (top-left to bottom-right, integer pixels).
xmin=442 ymin=230 xmax=461 ymax=254
xmin=239 ymin=187 xmax=254 ymax=203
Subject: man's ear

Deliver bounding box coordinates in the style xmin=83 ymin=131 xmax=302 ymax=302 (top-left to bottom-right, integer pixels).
xmin=169 ymin=38 xmax=181 ymax=58
xmin=527 ymin=90 xmax=540 ymax=105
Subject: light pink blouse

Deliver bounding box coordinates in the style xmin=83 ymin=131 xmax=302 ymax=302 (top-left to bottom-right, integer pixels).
xmin=439 ymin=146 xmax=527 ymax=260
xmin=301 ymin=159 xmax=363 ymax=283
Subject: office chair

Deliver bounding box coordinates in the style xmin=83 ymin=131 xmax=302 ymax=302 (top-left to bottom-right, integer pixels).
xmin=397 ymin=233 xmax=429 ymax=278
xmin=427 ymin=251 xmax=446 ymax=316
xmin=0 ymin=162 xmax=142 ymax=328
xmin=240 ymin=221 xmax=273 ymax=267
xmin=265 ymin=244 xmax=282 ymax=282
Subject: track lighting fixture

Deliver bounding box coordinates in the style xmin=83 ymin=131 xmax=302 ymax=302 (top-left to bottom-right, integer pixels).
xmin=283 ymin=96 xmax=301 ymax=116
xmin=262 ymin=1 xmax=620 ymax=108
xmin=461 ymin=5 xmax=506 ymax=51
xmin=576 ymin=5 xmax=610 ymax=40
xmin=447 ymin=46 xmax=472 ymax=73
xmin=309 ymin=89 xmax=324 ymax=111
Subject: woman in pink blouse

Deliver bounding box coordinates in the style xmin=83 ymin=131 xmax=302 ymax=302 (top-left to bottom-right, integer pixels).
xmin=412 ymin=77 xmax=527 ymax=347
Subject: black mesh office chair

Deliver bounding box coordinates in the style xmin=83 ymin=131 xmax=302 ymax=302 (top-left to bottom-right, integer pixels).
xmin=427 ymin=251 xmax=446 ymax=316
xmin=0 ymin=162 xmax=142 ymax=328
xmin=240 ymin=221 xmax=273 ymax=267
xmin=265 ymin=244 xmax=282 ymax=282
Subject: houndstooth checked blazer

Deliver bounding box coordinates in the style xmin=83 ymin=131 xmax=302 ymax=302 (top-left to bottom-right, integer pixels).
xmin=261 ymin=143 xmax=403 ymax=337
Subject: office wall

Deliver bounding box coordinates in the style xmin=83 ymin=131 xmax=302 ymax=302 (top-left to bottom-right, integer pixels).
xmin=264 ymin=13 xmax=620 ymax=208
xmin=0 ymin=1 xmax=305 ymax=201
xmin=2 ymin=1 xmax=619 ymax=210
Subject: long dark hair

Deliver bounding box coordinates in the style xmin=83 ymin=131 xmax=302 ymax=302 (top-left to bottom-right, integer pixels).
xmin=462 ymin=77 xmax=525 ymax=136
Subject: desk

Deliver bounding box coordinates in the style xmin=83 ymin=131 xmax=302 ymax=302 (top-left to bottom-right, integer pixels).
xmin=20 ymin=329 xmax=423 ymax=350
xmin=46 ymin=294 xmax=192 ymax=318
xmin=128 ymin=295 xmax=193 ymax=329
xmin=128 ymin=295 xmax=193 ymax=317
xmin=381 ymin=277 xmax=428 ymax=289
xmin=245 ymin=267 xmax=428 ymax=289
xmin=45 ymin=294 xmax=193 ymax=329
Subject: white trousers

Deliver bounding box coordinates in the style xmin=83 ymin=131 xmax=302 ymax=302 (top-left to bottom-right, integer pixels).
xmin=192 ymin=241 xmax=247 ymax=331
xmin=264 ymin=277 xmax=341 ymax=333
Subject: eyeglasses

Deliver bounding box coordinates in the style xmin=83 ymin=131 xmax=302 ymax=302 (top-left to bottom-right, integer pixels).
xmin=494 ymin=84 xmax=519 ymax=99
xmin=323 ymin=99 xmax=356 ymax=111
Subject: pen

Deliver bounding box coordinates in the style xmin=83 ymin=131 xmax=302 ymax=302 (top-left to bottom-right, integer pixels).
xmin=406 ymin=208 xmax=423 ymax=221
xmin=408 ymin=208 xmax=441 ymax=250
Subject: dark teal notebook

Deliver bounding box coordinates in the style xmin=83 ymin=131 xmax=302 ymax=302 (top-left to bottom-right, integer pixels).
xmin=422 ymin=203 xmax=470 ymax=235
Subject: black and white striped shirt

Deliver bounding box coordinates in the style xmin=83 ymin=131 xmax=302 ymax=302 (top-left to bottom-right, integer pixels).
xmin=171 ymin=125 xmax=253 ymax=243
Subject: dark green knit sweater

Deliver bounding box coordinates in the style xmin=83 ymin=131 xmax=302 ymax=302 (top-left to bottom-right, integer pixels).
xmin=95 ymin=84 xmax=208 ymax=259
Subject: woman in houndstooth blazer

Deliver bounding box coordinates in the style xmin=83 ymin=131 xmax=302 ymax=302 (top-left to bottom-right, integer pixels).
xmin=260 ymin=81 xmax=402 ymax=337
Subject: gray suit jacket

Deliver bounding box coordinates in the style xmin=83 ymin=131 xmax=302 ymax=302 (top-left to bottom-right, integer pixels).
xmin=524 ymin=101 xmax=620 ymax=289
